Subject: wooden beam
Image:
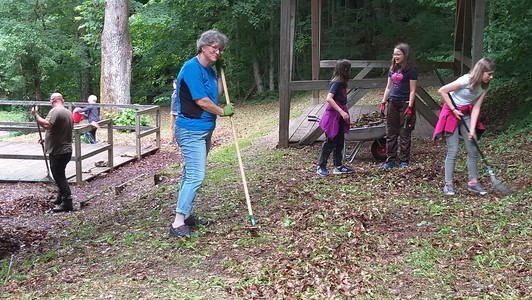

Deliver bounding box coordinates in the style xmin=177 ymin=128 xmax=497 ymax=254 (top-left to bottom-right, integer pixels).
xmin=311 ymin=0 xmax=321 ymax=105
xmin=454 ymin=0 xmax=466 ymax=74
xmin=278 ymin=0 xmax=292 ymax=148
xmin=472 ymin=0 xmax=485 ymax=64
xmin=414 ymin=94 xmax=439 ymax=128
xmin=453 ymin=51 xmax=472 ymax=68
xmin=320 ymin=60 xmax=389 ymax=68
xmin=416 ymin=87 xmax=442 ymax=110
xmin=290 ymin=79 xmax=386 ymax=91
xmin=464 ymin=0 xmax=473 ymax=65
xmin=289 ymin=77 xmax=455 ymax=91
xmin=320 ymin=60 xmax=454 ymax=72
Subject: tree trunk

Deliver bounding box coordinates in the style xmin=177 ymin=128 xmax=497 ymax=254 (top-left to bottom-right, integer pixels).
xmin=269 ymin=45 xmax=275 ymax=91
xmin=252 ymin=53 xmax=264 ymax=94
xmin=269 ymin=17 xmax=275 ymax=91
xmin=80 ymin=43 xmax=92 ymax=102
xmin=100 ymin=0 xmax=132 ymax=105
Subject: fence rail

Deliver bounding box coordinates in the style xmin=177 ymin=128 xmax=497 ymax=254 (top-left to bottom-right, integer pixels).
xmin=0 ymin=101 xmax=161 ymax=184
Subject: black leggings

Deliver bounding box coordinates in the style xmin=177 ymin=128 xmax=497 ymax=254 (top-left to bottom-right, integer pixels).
xmin=49 ymin=152 xmax=72 ymax=198
xmin=318 ymin=128 xmax=345 ymax=168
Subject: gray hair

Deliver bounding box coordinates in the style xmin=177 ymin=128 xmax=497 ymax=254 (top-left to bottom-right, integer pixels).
xmin=196 ymin=29 xmax=228 ymax=53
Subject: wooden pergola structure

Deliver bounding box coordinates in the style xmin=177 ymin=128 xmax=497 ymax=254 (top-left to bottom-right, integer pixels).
xmin=278 ymin=0 xmax=486 ymax=147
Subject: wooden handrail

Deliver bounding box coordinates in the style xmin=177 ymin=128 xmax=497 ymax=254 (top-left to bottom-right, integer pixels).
xmin=0 ymin=100 xmax=162 ymax=184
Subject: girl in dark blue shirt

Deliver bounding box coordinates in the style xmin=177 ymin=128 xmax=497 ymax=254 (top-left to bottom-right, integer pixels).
xmin=379 ymin=43 xmax=418 ymax=169
xmin=316 ymin=60 xmax=354 ymax=176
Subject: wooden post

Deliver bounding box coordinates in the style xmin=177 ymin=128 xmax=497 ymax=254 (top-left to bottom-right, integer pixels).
xmin=107 ymin=120 xmax=114 ymax=170
xmin=135 ymin=112 xmax=141 ymax=159
xmin=311 ymin=0 xmax=321 ymax=105
xmin=278 ymin=0 xmax=293 ymax=148
xmin=74 ymin=130 xmax=82 ymax=185
xmin=155 ymin=107 xmax=161 ymax=148
xmin=471 ymin=0 xmax=485 ymax=64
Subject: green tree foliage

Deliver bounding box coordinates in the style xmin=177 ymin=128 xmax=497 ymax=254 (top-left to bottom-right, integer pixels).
xmin=0 ymin=0 xmax=98 ymax=101
xmin=0 ymin=0 xmax=530 ymax=108
xmin=484 ymin=0 xmax=532 ymax=101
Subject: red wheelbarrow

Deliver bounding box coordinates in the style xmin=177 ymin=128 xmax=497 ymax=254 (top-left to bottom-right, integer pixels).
xmin=308 ymin=115 xmax=387 ymax=162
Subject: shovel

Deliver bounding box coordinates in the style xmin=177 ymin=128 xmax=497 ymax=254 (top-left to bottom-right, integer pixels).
xmin=433 ymin=67 xmax=512 ymax=195
xmin=219 ymin=68 xmax=259 ymax=235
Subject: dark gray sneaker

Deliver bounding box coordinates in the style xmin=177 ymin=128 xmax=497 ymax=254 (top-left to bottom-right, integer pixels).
xmin=443 ymin=184 xmax=455 ymax=196
xmin=169 ymin=225 xmax=196 ymax=238
xmin=184 ymin=215 xmax=209 ymax=227
xmin=468 ymin=183 xmax=488 ymax=195
xmin=333 ymin=165 xmax=354 ymax=175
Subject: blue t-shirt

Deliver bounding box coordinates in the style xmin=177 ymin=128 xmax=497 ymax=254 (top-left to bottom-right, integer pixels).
xmin=388 ymin=67 xmax=418 ymax=101
xmin=329 ymin=81 xmax=347 ymax=105
xmin=175 ymin=57 xmax=218 ymax=131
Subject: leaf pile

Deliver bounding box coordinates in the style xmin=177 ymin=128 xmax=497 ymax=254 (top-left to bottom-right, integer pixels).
xmin=350 ymin=111 xmax=385 ymax=128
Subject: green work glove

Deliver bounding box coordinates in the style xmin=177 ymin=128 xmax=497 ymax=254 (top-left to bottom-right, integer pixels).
xmin=215 ymin=57 xmax=225 ymax=74
xmin=222 ymin=103 xmax=234 ymax=117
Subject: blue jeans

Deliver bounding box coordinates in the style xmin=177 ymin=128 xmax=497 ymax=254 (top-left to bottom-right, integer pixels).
xmin=174 ymin=126 xmax=213 ymax=216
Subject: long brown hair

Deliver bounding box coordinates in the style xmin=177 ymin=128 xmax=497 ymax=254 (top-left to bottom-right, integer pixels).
xmin=389 ymin=43 xmax=415 ymax=72
xmin=468 ymin=58 xmax=495 ymax=90
xmin=332 ymin=59 xmax=351 ymax=87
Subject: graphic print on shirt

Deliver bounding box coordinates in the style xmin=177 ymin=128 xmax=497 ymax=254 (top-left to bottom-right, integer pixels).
xmin=391 ymin=70 xmax=403 ymax=89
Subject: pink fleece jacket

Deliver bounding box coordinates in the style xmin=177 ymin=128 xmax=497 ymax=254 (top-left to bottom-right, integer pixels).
xmin=319 ymin=102 xmax=350 ymax=139
xmin=433 ymin=104 xmax=485 ymax=141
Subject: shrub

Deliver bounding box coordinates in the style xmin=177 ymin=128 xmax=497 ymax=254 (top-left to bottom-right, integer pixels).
xmin=110 ymin=108 xmax=151 ymax=132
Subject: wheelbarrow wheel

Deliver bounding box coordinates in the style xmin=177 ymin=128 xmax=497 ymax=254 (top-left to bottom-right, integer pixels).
xmin=371 ymin=138 xmax=387 ymax=161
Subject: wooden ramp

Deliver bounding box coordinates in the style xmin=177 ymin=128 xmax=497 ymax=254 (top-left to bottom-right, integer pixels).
xmin=0 ymin=142 xmax=157 ymax=183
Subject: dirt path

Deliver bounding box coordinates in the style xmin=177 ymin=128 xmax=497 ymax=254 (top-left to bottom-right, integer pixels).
xmin=0 ymin=144 xmax=180 ymax=258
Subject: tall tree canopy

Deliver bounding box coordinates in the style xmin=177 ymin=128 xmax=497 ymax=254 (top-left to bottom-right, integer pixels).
xmin=0 ymin=0 xmax=530 ymax=106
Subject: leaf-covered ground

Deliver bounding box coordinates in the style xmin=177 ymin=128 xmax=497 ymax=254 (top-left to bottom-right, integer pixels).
xmin=1 ymin=96 xmax=531 ymax=299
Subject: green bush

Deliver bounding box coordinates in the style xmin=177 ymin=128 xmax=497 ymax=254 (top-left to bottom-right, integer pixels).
xmin=0 ymin=110 xmax=27 ymax=122
xmin=112 ymin=108 xmax=151 ymax=131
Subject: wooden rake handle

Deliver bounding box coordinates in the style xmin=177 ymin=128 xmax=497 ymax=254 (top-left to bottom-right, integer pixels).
xmin=33 ymin=105 xmax=52 ymax=180
xmin=219 ymin=68 xmax=254 ymax=219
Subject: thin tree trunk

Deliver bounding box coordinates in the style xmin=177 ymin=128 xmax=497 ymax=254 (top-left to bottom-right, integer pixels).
xmin=80 ymin=42 xmax=92 ymax=102
xmin=252 ymin=53 xmax=264 ymax=94
xmin=269 ymin=45 xmax=275 ymax=91
xmin=100 ymin=0 xmax=132 ymax=105
xmin=269 ymin=17 xmax=275 ymax=91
